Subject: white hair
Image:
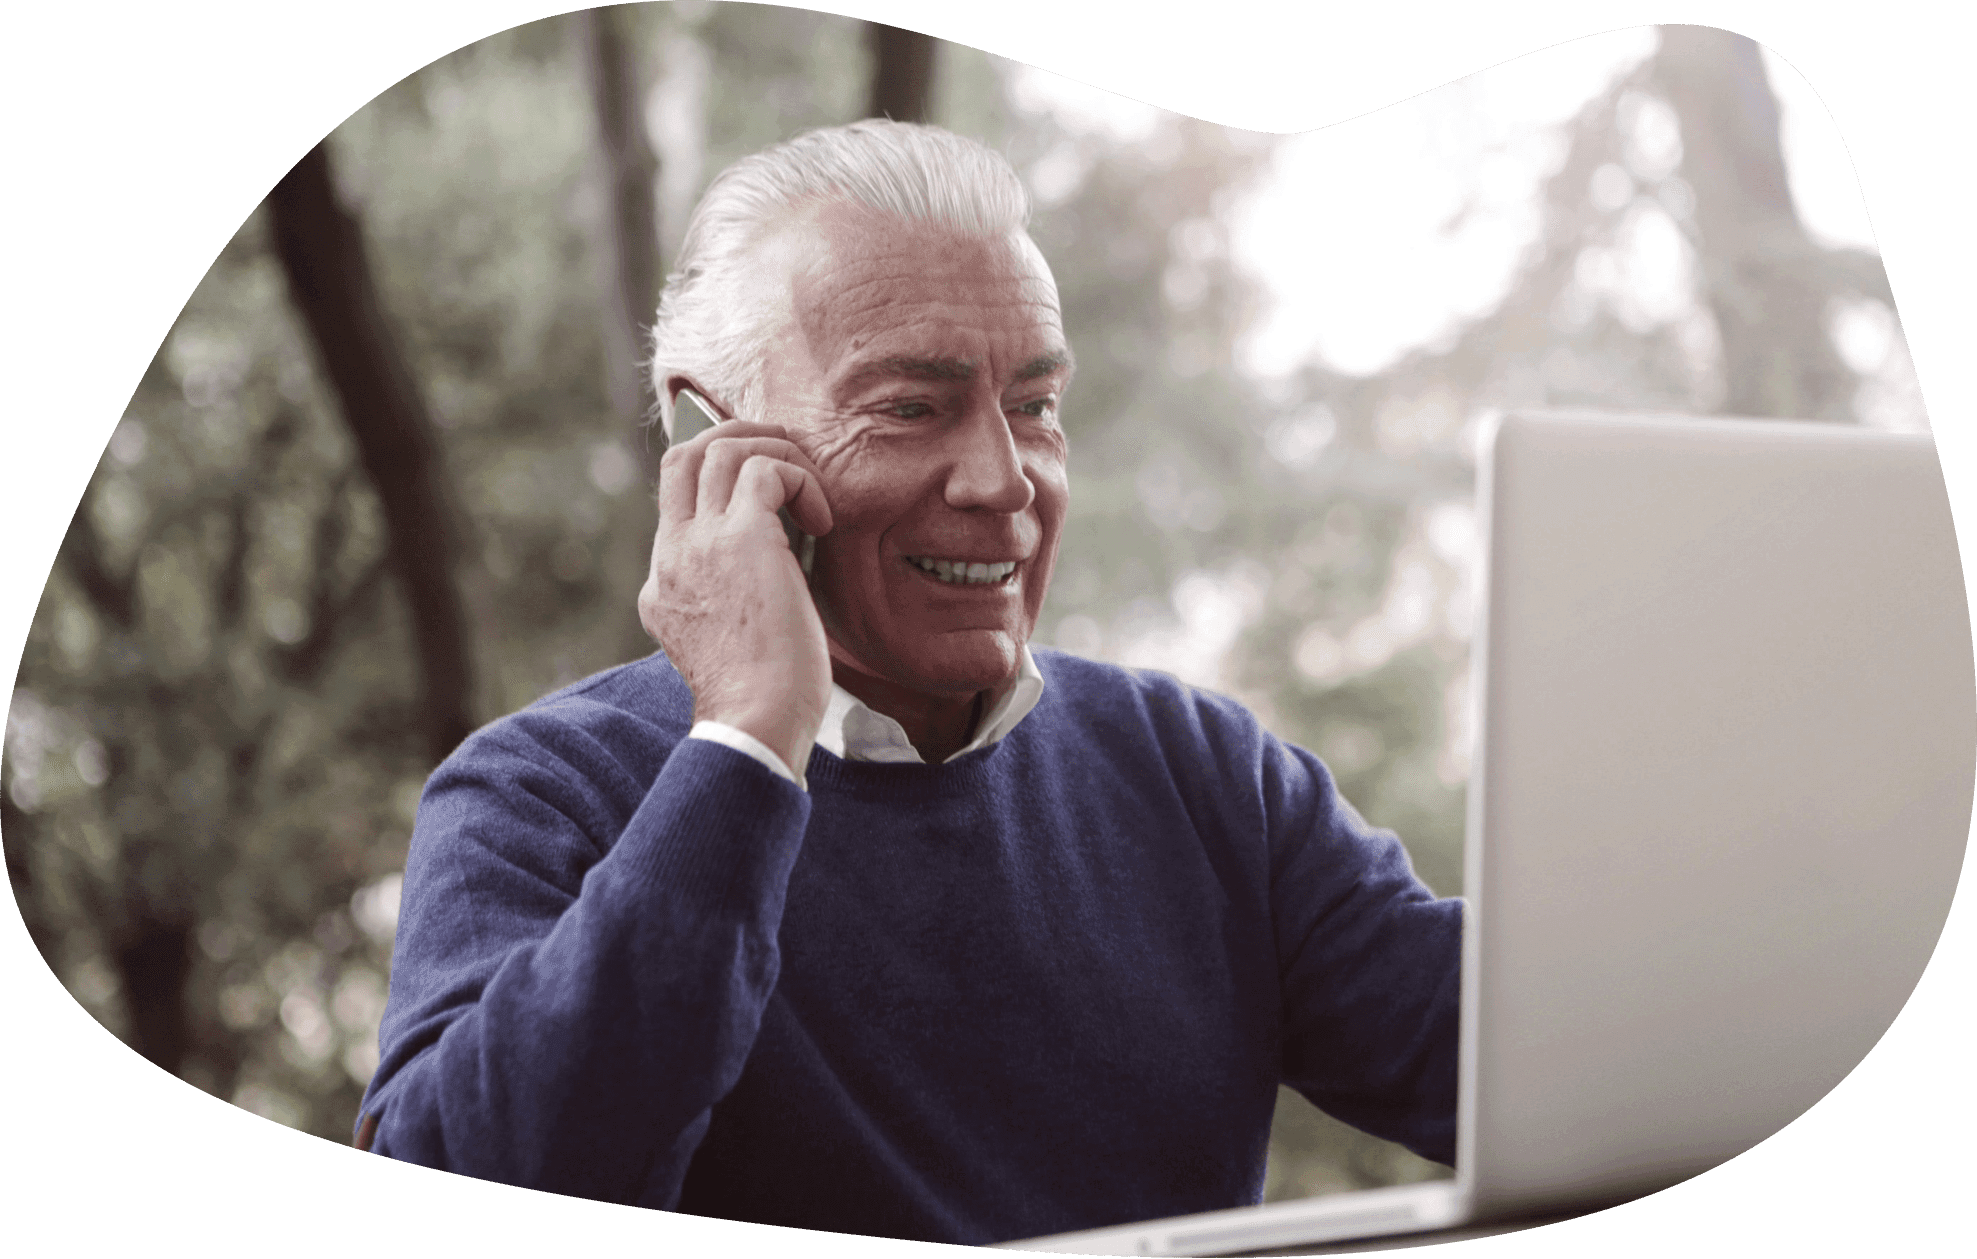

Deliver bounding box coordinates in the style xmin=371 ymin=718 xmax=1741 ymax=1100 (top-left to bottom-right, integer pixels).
xmin=647 ymin=119 xmax=1033 ymax=441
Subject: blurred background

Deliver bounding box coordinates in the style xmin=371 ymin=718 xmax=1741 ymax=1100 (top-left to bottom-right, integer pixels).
xmin=1 ymin=4 xmax=1921 ymax=1208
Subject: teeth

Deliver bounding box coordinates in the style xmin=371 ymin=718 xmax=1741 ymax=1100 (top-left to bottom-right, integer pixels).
xmin=908 ymin=557 xmax=1017 ymax=585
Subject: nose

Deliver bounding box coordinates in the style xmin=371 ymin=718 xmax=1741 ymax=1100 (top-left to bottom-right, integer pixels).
xmin=943 ymin=399 xmax=1035 ymax=515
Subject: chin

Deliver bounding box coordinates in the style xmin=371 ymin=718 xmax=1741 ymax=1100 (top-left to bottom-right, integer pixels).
xmin=874 ymin=628 xmax=1026 ymax=695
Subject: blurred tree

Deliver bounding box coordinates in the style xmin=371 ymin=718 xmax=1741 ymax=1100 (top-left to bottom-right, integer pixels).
xmin=1231 ymin=25 xmax=1904 ymax=877
xmin=865 ymin=22 xmax=938 ymax=123
xmin=694 ymin=4 xmax=869 ymax=167
xmin=2 ymin=772 xmax=48 ymax=959
xmin=1653 ymin=25 xmax=1888 ymax=420
xmin=268 ymin=143 xmax=477 ymax=765
xmin=576 ymin=3 xmax=664 ymax=430
xmin=8 ymin=214 xmax=419 ymax=1124
xmin=1 ymin=12 xmax=632 ymax=1138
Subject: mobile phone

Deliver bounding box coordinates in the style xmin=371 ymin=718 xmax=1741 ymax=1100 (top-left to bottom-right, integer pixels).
xmin=670 ymin=385 xmax=720 ymax=445
xmin=673 ymin=388 xmax=815 ymax=573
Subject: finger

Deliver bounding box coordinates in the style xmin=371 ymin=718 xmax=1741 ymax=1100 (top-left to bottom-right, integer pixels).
xmin=780 ymin=463 xmax=833 ymax=537
xmin=733 ymin=455 xmax=833 ymax=537
xmin=696 ymin=436 xmax=830 ymax=520
xmin=656 ymin=439 xmax=707 ymax=528
xmin=718 ymin=446 xmax=832 ymax=535
xmin=745 ymin=440 xmax=831 ymax=534
xmin=694 ymin=420 xmax=791 ymax=442
xmin=708 ymin=436 xmax=833 ymax=535
xmin=658 ymin=420 xmax=788 ymax=520
xmin=697 ymin=439 xmax=761 ymax=517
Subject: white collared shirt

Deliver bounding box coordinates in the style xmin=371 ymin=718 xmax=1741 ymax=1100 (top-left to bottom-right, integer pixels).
xmin=687 ymin=646 xmax=1046 ymax=790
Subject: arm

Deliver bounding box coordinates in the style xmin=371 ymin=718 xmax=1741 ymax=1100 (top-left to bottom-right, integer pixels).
xmin=1262 ymin=735 xmax=1463 ymax=1167
xmin=361 ymin=726 xmax=809 ymax=1206
xmin=363 ymin=413 xmax=836 ymax=1200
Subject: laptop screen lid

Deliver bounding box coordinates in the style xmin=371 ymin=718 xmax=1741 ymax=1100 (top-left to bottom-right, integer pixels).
xmin=1002 ymin=409 xmax=1971 ymax=1255
xmin=1460 ymin=409 xmax=1973 ymax=1221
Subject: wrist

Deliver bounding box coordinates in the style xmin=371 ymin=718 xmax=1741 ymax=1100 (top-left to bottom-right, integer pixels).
xmin=689 ymin=720 xmax=811 ymax=788
xmin=696 ymin=705 xmax=818 ymax=780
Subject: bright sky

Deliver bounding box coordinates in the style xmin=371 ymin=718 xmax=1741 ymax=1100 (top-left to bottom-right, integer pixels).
xmin=1012 ymin=29 xmax=1883 ymax=380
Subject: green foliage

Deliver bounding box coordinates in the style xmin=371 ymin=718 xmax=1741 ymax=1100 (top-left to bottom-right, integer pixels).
xmin=10 ymin=203 xmax=418 ymax=1134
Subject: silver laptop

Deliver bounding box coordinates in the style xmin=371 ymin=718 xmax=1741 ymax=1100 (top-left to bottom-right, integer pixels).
xmin=1004 ymin=410 xmax=1974 ymax=1255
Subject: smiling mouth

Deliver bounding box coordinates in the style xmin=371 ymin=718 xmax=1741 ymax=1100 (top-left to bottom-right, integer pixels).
xmin=903 ymin=556 xmax=1019 ymax=586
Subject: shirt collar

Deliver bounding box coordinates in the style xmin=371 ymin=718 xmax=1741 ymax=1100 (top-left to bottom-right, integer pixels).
xmin=815 ymin=646 xmax=1045 ymax=764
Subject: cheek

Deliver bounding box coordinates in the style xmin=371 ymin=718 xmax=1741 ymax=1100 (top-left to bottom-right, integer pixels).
xmin=819 ymin=468 xmax=911 ymax=541
xmin=1024 ymin=461 xmax=1070 ymax=612
xmin=814 ymin=430 xmax=976 ymax=533
xmin=804 ymin=428 xmax=904 ymax=533
xmin=1028 ymin=453 xmax=1071 ymax=532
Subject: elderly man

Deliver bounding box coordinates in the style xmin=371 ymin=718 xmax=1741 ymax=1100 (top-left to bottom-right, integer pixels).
xmin=359 ymin=120 xmax=1461 ymax=1246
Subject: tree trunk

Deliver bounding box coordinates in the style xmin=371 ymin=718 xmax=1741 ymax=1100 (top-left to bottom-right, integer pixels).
xmin=267 ymin=143 xmax=476 ymax=765
xmin=577 ymin=5 xmax=664 ymax=429
xmin=112 ymin=913 xmax=193 ymax=1076
xmin=1653 ymin=25 xmax=1854 ymax=421
xmin=865 ymin=22 xmax=937 ymax=124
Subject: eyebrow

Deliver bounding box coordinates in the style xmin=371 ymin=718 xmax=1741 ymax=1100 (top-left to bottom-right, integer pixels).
xmin=848 ymin=356 xmax=978 ymax=386
xmin=1016 ymin=349 xmax=1076 ymax=381
xmin=839 ymin=348 xmax=1078 ymax=391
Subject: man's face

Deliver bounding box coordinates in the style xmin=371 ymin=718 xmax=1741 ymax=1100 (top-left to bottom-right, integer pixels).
xmin=754 ymin=199 xmax=1073 ymax=701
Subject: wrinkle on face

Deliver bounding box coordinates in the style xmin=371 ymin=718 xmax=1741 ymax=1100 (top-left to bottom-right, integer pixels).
xmin=801 ymin=419 xmax=885 ymax=482
xmin=747 ymin=199 xmax=1074 ymax=702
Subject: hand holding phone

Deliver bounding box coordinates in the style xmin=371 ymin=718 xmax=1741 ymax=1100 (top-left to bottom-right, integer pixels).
xmin=638 ymin=388 xmax=835 ymax=778
xmin=672 ymin=389 xmax=816 ymax=573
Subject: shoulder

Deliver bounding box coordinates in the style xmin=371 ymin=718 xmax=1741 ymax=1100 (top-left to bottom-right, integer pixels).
xmin=421 ymin=653 xmax=694 ymax=827
xmin=453 ymin=652 xmax=692 ymax=766
xmin=1028 ymin=648 xmax=1272 ymax=772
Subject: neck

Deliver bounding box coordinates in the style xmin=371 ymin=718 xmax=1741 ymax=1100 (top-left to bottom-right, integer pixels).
xmin=830 ymin=659 xmax=997 ymax=764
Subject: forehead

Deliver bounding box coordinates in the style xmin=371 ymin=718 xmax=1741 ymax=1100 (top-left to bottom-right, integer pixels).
xmin=770 ymin=202 xmax=1064 ymax=377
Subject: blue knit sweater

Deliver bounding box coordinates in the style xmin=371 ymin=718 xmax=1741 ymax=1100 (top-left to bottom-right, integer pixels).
xmin=361 ymin=648 xmax=1461 ymax=1244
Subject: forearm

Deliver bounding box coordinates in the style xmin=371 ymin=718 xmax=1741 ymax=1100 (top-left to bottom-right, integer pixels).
xmin=1268 ymin=744 xmax=1463 ymax=1165
xmin=364 ymin=739 xmax=809 ymax=1204
xmin=1280 ymin=887 xmax=1462 ymax=1166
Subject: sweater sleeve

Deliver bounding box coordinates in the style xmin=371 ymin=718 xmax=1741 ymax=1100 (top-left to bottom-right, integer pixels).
xmin=1259 ymin=732 xmax=1463 ymax=1168
xmin=357 ymin=717 xmax=810 ymax=1207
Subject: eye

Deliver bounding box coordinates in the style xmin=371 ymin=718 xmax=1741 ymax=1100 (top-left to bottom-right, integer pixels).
xmin=1011 ymin=396 xmax=1058 ymax=420
xmin=886 ymin=400 xmax=935 ymax=419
